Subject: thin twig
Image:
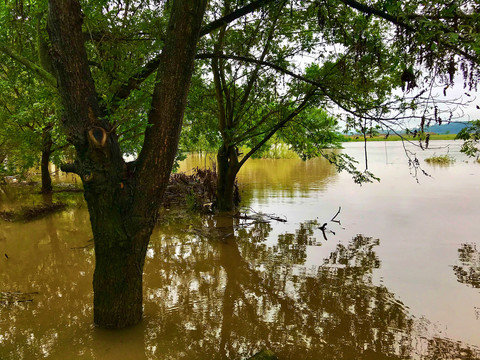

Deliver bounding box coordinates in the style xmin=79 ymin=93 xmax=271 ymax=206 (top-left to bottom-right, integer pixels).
xmin=331 ymin=206 xmax=342 ymax=224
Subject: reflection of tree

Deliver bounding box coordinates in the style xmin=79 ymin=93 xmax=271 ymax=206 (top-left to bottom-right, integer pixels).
xmin=1 ymin=214 xmax=480 ymax=359
xmin=275 ymin=220 xmax=319 ymax=264
xmin=144 ymin=218 xmax=480 ymax=360
xmin=181 ymin=154 xmax=338 ymax=204
xmin=453 ymin=243 xmax=480 ymax=288
xmin=0 ymin=208 xmax=95 ymax=359
xmin=295 ymin=235 xmax=409 ymax=359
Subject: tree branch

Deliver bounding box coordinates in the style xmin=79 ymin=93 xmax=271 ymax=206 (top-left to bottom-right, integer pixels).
xmin=111 ymin=52 xmax=162 ymax=107
xmin=196 ymin=53 xmax=324 ymax=88
xmin=199 ymin=0 xmax=276 ymax=37
xmin=234 ymin=1 xmax=285 ymax=125
xmin=111 ymin=0 xmax=277 ymax=106
xmin=232 ymin=109 xmax=281 ymax=144
xmin=238 ymin=88 xmax=317 ymax=168
xmin=0 ymin=43 xmax=57 ymax=88
xmin=339 ymin=0 xmax=478 ymax=64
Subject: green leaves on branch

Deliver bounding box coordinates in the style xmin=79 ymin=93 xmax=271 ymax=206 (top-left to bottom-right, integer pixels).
xmin=456 ymin=120 xmax=480 ymax=159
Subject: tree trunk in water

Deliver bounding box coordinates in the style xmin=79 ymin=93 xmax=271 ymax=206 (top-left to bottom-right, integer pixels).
xmin=40 ymin=127 xmax=53 ymax=194
xmin=91 ymin=211 xmax=150 ymax=327
xmin=47 ymin=0 xmax=208 ymax=328
xmin=216 ymin=145 xmax=240 ymax=212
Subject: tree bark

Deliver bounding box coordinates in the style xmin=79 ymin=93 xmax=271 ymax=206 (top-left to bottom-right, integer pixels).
xmin=40 ymin=126 xmax=53 ymax=194
xmin=216 ymin=145 xmax=240 ymax=212
xmin=47 ymin=0 xmax=207 ymax=328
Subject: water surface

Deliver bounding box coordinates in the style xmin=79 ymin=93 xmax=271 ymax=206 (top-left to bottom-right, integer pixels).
xmin=1 ymin=140 xmax=479 ymax=359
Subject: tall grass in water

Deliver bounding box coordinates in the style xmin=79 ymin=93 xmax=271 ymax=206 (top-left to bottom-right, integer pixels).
xmin=425 ymin=154 xmax=455 ymax=165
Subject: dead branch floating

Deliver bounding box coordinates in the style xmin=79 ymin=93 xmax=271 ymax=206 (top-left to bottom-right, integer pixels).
xmin=331 ymin=206 xmax=342 ymax=224
xmin=0 ymin=202 xmax=67 ymax=222
xmin=233 ymin=207 xmax=287 ymax=223
xmin=0 ymin=291 xmax=39 ymax=306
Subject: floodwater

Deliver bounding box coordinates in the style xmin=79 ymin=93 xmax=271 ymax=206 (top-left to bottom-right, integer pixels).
xmin=1 ymin=140 xmax=480 ymax=359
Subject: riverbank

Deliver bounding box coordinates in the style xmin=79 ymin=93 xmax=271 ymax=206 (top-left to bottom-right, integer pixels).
xmin=341 ymin=133 xmax=458 ymax=142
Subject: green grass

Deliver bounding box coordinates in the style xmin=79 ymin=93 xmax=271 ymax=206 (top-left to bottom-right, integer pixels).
xmin=424 ymin=154 xmax=455 ymax=164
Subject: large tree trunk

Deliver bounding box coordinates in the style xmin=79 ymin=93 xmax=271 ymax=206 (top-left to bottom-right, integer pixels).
xmin=216 ymin=145 xmax=240 ymax=212
xmin=40 ymin=126 xmax=53 ymax=194
xmin=48 ymin=0 xmax=207 ymax=328
xmin=89 ymin=202 xmax=150 ymax=327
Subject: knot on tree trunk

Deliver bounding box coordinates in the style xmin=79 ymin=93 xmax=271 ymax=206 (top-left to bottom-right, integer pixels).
xmin=88 ymin=126 xmax=107 ymax=148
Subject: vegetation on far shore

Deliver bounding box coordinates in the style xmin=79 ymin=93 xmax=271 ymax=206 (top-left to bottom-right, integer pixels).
xmin=340 ymin=133 xmax=458 ymax=142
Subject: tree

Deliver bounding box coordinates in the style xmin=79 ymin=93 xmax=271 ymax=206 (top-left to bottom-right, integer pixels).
xmin=0 ymin=63 xmax=65 ymax=192
xmin=44 ymin=0 xmax=211 ymax=328
xmin=190 ymin=1 xmax=354 ymax=210
xmin=0 ymin=1 xmax=65 ymax=193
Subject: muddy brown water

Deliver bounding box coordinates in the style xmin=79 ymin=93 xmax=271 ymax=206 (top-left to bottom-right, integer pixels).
xmin=1 ymin=140 xmax=479 ymax=359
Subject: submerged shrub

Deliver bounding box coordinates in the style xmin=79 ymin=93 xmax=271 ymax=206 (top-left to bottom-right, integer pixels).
xmin=425 ymin=154 xmax=455 ymax=165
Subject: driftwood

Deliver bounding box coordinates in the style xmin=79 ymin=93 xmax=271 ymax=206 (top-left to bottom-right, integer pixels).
xmin=331 ymin=206 xmax=342 ymax=224
xmin=316 ymin=206 xmax=343 ymax=240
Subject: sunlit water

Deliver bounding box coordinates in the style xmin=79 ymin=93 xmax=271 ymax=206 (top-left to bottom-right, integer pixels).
xmin=1 ymin=140 xmax=480 ymax=359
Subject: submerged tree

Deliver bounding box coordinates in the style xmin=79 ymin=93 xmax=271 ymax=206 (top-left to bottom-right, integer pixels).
xmin=44 ymin=0 xmax=211 ymax=327
xmin=191 ymin=1 xmax=345 ymax=210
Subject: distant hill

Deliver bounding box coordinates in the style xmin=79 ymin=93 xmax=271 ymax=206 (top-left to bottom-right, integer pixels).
xmin=342 ymin=121 xmax=470 ymax=136
xmin=421 ymin=122 xmax=469 ymax=134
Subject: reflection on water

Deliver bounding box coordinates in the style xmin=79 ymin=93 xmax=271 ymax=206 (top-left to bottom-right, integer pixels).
xmin=1 ymin=141 xmax=480 ymax=359
xmin=1 ymin=212 xmax=479 ymax=359
xmin=454 ymin=244 xmax=480 ymax=289
xmin=180 ymin=153 xmax=338 ymax=204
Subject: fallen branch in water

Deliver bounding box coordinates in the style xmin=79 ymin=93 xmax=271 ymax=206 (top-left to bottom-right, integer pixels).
xmin=331 ymin=206 xmax=342 ymax=224
xmin=233 ymin=207 xmax=287 ymax=223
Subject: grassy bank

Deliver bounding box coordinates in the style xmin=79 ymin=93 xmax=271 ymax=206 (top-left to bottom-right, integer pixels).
xmin=341 ymin=133 xmax=458 ymax=142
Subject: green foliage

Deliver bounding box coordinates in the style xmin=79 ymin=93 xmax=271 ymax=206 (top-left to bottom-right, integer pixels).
xmin=0 ymin=0 xmax=68 ymax=180
xmin=282 ymin=108 xmax=342 ymax=160
xmin=456 ymin=120 xmax=480 ymax=159
xmin=185 ymin=190 xmax=199 ymax=211
xmin=1 ymin=0 xmax=480 ymax=187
